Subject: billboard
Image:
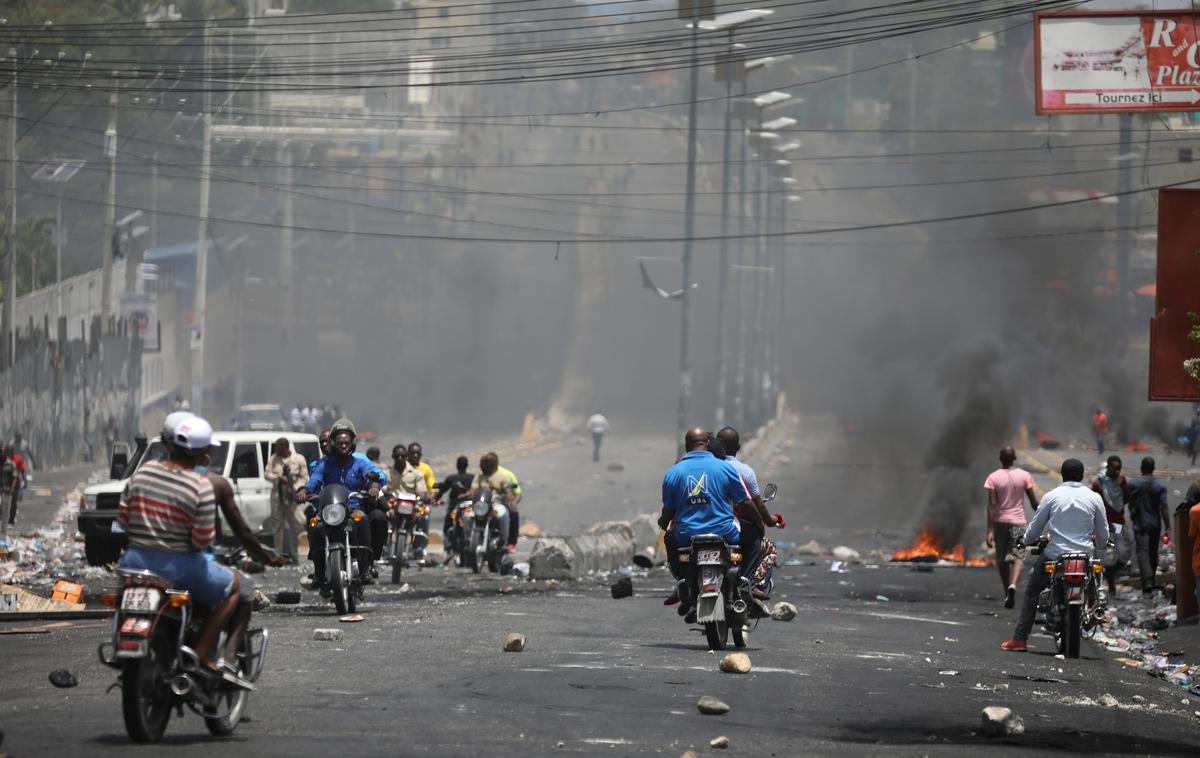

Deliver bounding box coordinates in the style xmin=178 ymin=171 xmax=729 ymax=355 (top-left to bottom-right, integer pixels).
xmin=1149 ymin=189 xmax=1200 ymax=402
xmin=1036 ymin=10 xmax=1200 ymax=114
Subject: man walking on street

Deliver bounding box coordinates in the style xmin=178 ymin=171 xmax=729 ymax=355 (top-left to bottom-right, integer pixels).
xmin=1128 ymin=456 xmax=1170 ymax=596
xmin=1001 ymin=458 xmax=1108 ymax=652
xmin=1092 ymin=455 xmax=1133 ymax=596
xmin=1093 ymin=407 xmax=1109 ymax=456
xmin=1187 ymin=478 xmax=1200 ymax=618
xmin=586 ymin=412 xmax=610 ymax=463
xmin=984 ymin=446 xmax=1039 ymax=609
xmin=265 ymin=438 xmax=309 ymax=563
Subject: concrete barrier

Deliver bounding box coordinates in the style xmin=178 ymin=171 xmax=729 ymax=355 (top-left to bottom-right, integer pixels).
xmin=528 ymin=514 xmax=661 ymax=580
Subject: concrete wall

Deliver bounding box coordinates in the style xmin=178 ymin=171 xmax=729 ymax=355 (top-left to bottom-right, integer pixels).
xmin=0 ymin=320 xmax=142 ymax=469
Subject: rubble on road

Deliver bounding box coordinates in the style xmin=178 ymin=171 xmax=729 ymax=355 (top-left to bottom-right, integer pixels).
xmin=719 ymin=653 xmax=751 ymax=674
xmin=709 ymin=735 xmax=730 ymax=749
xmin=696 ymin=696 xmax=729 ymax=715
xmin=313 ymin=629 xmax=343 ymax=641
xmin=771 ymin=602 xmax=797 ymax=621
xmin=979 ymin=706 xmax=1024 ymax=736
xmin=831 ymin=546 xmax=861 ymax=562
xmin=503 ymin=632 xmax=526 ymax=652
xmin=794 ymin=540 xmax=824 ymax=556
xmin=48 ymin=670 xmax=78 ymax=688
xmin=1087 ymin=591 xmax=1200 ymax=696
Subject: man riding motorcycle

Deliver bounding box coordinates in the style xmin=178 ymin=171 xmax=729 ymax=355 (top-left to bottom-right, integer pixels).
xmin=659 ymin=427 xmax=756 ymax=624
xmin=470 ymin=452 xmax=522 ymax=551
xmin=385 ymin=444 xmax=433 ymax=560
xmin=296 ymin=418 xmax=388 ymax=591
xmin=408 ymin=442 xmax=437 ymax=494
xmin=436 ymin=456 xmax=475 ymax=553
xmin=1001 ymin=457 xmax=1109 ymax=653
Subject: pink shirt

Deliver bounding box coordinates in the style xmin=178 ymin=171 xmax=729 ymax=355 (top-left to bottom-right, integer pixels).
xmin=984 ymin=467 xmax=1034 ymax=525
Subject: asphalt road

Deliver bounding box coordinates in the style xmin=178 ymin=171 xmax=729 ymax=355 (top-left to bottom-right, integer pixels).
xmin=4 ymin=533 xmax=1200 ymax=755
xmin=3 ymin=427 xmax=1200 ymax=756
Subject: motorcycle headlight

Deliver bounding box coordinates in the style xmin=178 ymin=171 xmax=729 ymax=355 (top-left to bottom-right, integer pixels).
xmin=81 ymin=494 xmax=97 ymax=511
xmin=473 ymin=500 xmax=489 ymax=518
xmin=321 ymin=502 xmax=347 ymax=526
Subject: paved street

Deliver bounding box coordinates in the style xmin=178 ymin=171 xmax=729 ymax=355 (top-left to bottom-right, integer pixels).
xmin=3 ymin=430 xmax=1200 ymax=757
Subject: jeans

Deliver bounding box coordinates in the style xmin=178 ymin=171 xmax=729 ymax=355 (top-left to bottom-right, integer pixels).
xmin=1134 ymin=528 xmax=1161 ymax=591
xmin=119 ymin=546 xmax=235 ymax=608
xmin=1013 ymin=557 xmax=1053 ymax=643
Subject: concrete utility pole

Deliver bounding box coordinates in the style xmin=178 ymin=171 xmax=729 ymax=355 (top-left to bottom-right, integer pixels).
xmin=677 ymin=4 xmax=701 ymax=455
xmin=99 ymin=73 xmax=119 ymax=332
xmin=2 ymin=47 xmax=16 ymax=369
xmin=714 ymin=32 xmax=736 ymax=430
xmin=1116 ymin=113 xmax=1132 ymax=347
xmin=192 ymin=112 xmax=212 ymax=413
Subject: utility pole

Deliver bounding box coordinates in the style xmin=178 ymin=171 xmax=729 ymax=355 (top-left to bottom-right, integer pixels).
xmin=278 ymin=140 xmax=294 ymax=396
xmin=99 ymin=72 xmax=118 ymax=332
xmin=676 ymin=5 xmax=700 ymax=455
xmin=1116 ymin=113 xmax=1132 ymax=348
xmin=713 ymin=30 xmax=736 ymax=430
xmin=149 ymin=152 xmax=158 ymax=253
xmin=192 ymin=112 xmax=212 ymax=413
xmin=2 ymin=47 xmax=16 ymax=369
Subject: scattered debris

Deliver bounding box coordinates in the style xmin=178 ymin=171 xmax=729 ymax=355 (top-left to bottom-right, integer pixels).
xmin=680 ymin=752 xmax=699 ymax=758
xmin=632 ymin=547 xmax=659 ymax=569
xmin=794 ymin=540 xmax=823 ymax=556
xmin=719 ymin=653 xmax=751 ymax=674
xmin=503 ymin=633 xmax=526 ymax=652
xmin=398 ymin=583 xmax=412 ymax=594
xmin=252 ymin=590 xmax=272 ymax=611
xmin=875 ymin=595 xmax=890 ymax=603
xmin=1131 ymin=695 xmax=1147 ymax=704
xmin=1099 ymin=693 xmax=1119 ymax=708
xmin=938 ymin=670 xmax=960 ymax=676
xmin=518 ymin=521 xmax=544 ymax=538
xmin=829 ymin=561 xmax=848 ymax=573
xmin=831 ymin=546 xmax=860 ymax=562
xmin=274 ymin=590 xmax=301 ymax=605
xmin=512 ymin=562 xmax=531 ymax=578
xmin=0 ymin=583 xmax=85 ymax=614
xmin=696 ymin=696 xmax=730 ymax=715
xmin=313 ymin=628 xmax=343 ymax=641
xmin=611 ymin=577 xmax=633 ymax=599
xmin=771 ymin=602 xmax=797 ymax=622
xmin=605 ymin=462 xmax=624 ymax=472
xmin=48 ymin=669 xmax=78 ymax=688
xmin=709 ymin=735 xmax=730 ymax=749
xmin=980 ymin=706 xmax=1025 ymax=737
xmin=498 ymin=586 xmax=513 ymax=595
xmin=339 ymin=614 xmax=365 ymax=623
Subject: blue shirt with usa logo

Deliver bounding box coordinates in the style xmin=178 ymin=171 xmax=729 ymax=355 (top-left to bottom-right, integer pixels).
xmin=662 ymin=450 xmax=746 ymax=542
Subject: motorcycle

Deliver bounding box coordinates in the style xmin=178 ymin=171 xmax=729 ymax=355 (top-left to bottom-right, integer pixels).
xmin=1030 ymin=535 xmax=1108 ymax=659
xmin=676 ymin=483 xmax=778 ymax=651
xmin=306 ymin=484 xmax=373 ymax=614
xmin=386 ymin=491 xmax=428 ymax=583
xmin=443 ymin=498 xmax=472 ymax=567
xmin=465 ymin=488 xmax=514 ymax=575
xmin=98 ymin=548 xmax=267 ymax=743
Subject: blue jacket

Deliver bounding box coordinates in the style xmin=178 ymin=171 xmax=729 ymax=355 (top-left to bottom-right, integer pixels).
xmin=305 ymin=453 xmax=388 ymax=503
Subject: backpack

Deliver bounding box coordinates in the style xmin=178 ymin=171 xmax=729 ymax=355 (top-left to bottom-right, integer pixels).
xmin=0 ymin=458 xmax=14 ymax=491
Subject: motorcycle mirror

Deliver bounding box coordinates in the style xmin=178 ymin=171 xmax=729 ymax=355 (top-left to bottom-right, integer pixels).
xmin=762 ymin=482 xmax=778 ymax=502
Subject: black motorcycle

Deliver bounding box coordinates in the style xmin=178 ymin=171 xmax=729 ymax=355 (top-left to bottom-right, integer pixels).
xmin=307 ymin=484 xmax=373 ymax=614
xmin=465 ymin=489 xmax=514 ymax=575
xmin=676 ymin=483 xmax=778 ymax=651
xmin=386 ymin=491 xmax=428 ymax=584
xmin=1030 ymin=535 xmax=1107 ymax=658
xmin=98 ymin=550 xmax=267 ymax=742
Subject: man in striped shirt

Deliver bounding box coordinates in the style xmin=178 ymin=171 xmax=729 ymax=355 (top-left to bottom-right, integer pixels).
xmin=117 ymin=416 xmax=240 ymax=672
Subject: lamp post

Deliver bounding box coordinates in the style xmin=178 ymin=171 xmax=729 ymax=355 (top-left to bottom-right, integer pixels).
xmin=31 ymin=159 xmax=86 ymax=333
xmin=701 ymin=8 xmax=772 ymax=431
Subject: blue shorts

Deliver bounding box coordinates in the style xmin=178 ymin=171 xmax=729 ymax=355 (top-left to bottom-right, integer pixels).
xmin=119 ymin=546 xmax=235 ymax=608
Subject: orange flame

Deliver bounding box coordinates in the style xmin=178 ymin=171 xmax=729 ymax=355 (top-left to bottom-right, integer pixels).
xmin=890 ymin=527 xmax=994 ymax=567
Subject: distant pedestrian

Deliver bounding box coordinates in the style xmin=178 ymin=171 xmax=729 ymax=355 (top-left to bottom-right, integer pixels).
xmin=1188 ymin=478 xmax=1200 ymax=617
xmin=984 ymin=446 xmax=1039 ymax=608
xmin=290 ymin=405 xmax=303 ymax=432
xmin=1092 ymin=455 xmax=1133 ymax=596
xmin=365 ymin=446 xmax=381 ymax=465
xmin=1128 ymin=456 xmax=1170 ymax=596
xmin=1093 ymin=407 xmax=1109 ymax=456
xmin=0 ymin=445 xmax=18 ymax=532
xmin=586 ymin=412 xmax=610 ymax=463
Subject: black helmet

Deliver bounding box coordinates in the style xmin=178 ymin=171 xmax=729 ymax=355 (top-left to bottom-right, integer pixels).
xmin=329 ymin=417 xmax=358 ymax=453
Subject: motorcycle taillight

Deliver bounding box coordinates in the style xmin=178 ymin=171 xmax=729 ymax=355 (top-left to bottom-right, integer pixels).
xmin=1061 ymin=557 xmax=1087 ymax=584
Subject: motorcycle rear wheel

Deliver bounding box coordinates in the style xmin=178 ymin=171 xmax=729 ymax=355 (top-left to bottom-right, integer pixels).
xmin=1065 ymin=605 xmax=1082 ymax=659
xmin=469 ymin=532 xmax=483 ymax=574
xmin=704 ymin=620 xmax=728 ymax=651
xmin=204 ymin=638 xmax=250 ymax=736
xmin=731 ymin=623 xmax=748 ymax=649
xmin=330 ymin=551 xmax=349 ymax=615
xmin=121 ymin=628 xmax=174 ymax=743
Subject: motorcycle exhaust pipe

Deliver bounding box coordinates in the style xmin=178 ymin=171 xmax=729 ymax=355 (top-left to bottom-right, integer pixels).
xmin=731 ymin=599 xmax=748 ymax=615
xmin=169 ymin=674 xmax=194 ymax=698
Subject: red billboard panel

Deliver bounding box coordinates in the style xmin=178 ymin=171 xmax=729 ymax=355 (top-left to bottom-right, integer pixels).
xmin=1037 ymin=10 xmax=1200 ymax=114
xmin=1149 ymin=189 xmax=1200 ymax=402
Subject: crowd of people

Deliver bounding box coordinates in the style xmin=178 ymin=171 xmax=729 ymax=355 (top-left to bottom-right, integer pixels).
xmin=288 ymin=404 xmax=344 ymax=435
xmin=986 ymin=444 xmax=1200 ymax=653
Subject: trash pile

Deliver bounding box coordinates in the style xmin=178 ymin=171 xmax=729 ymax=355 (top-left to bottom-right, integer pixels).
xmin=0 ymin=485 xmax=108 ymax=592
xmin=1091 ymin=595 xmax=1200 ymax=696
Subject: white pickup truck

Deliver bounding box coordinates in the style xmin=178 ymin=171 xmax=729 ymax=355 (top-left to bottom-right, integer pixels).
xmin=78 ymin=430 xmax=321 ymax=565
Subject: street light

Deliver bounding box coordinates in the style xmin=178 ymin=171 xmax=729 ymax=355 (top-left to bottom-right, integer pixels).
xmin=699 ymin=8 xmax=772 ymax=430
xmin=32 ymin=158 xmax=85 ymax=332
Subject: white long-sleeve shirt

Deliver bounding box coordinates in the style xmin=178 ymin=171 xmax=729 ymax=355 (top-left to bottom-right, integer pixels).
xmin=1024 ymin=481 xmax=1109 ymax=560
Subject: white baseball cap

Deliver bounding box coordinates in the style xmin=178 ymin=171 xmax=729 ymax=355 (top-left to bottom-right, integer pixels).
xmin=161 ymin=410 xmax=195 ymax=440
xmin=172 ymin=416 xmax=222 ymax=452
